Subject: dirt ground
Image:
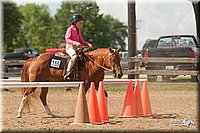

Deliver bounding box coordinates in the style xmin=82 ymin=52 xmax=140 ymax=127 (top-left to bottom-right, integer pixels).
xmin=2 ymin=85 xmax=199 ymax=132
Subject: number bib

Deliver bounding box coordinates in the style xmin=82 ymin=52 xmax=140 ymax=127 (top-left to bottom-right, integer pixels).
xmin=48 ymin=54 xmax=68 ymax=70
xmin=50 ymin=59 xmax=61 ymax=68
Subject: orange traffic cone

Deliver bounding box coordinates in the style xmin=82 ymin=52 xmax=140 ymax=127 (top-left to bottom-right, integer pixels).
xmin=97 ymin=81 xmax=109 ymax=122
xmin=71 ymin=83 xmax=90 ymax=125
xmin=88 ymin=82 xmax=101 ymax=123
xmin=121 ymin=80 xmax=136 ymax=117
xmin=134 ymin=79 xmax=144 ymax=116
xmin=141 ymin=81 xmax=152 ymax=116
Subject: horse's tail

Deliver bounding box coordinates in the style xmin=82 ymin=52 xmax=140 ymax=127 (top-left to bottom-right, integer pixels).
xmin=21 ymin=58 xmax=33 ymax=94
xmin=20 ymin=57 xmax=40 ymax=112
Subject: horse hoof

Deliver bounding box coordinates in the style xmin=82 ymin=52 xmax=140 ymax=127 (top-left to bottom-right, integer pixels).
xmin=48 ymin=114 xmax=56 ymax=118
xmin=16 ymin=114 xmax=21 ymax=118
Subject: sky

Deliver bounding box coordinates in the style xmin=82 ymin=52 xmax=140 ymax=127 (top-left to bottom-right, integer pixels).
xmin=9 ymin=0 xmax=197 ymax=50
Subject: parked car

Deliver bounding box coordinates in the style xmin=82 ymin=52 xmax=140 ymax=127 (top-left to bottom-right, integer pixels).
xmin=139 ymin=39 xmax=157 ymax=67
xmin=119 ymin=51 xmax=128 ymax=69
xmin=2 ymin=59 xmax=8 ymax=79
xmin=141 ymin=39 xmax=157 ymax=57
xmin=144 ymin=35 xmax=199 ymax=82
xmin=119 ymin=51 xmax=142 ymax=69
xmin=3 ymin=47 xmax=39 ymax=60
xmin=120 ymin=51 xmax=128 ymax=59
xmin=2 ymin=48 xmax=39 ymax=76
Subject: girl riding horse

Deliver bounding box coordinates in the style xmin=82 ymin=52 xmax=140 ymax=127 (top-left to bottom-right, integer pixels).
xmin=16 ymin=48 xmax=123 ymax=118
xmin=64 ymin=14 xmax=92 ymax=80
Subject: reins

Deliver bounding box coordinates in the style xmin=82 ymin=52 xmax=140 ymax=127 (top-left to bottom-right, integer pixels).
xmin=82 ymin=51 xmax=113 ymax=72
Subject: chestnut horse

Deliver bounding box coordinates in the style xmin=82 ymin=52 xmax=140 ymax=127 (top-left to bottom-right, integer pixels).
xmin=16 ymin=48 xmax=123 ymax=118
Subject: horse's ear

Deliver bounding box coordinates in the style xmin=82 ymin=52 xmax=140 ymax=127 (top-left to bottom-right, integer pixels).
xmin=116 ymin=48 xmax=120 ymax=53
xmin=109 ymin=48 xmax=115 ymax=53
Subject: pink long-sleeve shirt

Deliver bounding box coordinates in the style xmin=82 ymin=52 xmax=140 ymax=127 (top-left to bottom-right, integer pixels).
xmin=65 ymin=25 xmax=89 ymax=47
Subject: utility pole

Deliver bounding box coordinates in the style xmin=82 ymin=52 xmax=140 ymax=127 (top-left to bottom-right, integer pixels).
xmin=192 ymin=2 xmax=200 ymax=39
xmin=192 ymin=2 xmax=200 ymax=79
xmin=128 ymin=1 xmax=137 ymax=79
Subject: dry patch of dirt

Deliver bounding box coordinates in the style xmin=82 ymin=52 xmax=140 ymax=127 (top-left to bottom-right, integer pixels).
xmin=2 ymin=88 xmax=199 ymax=132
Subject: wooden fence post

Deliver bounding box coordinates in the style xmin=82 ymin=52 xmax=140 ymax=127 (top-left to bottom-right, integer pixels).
xmin=128 ymin=1 xmax=137 ymax=79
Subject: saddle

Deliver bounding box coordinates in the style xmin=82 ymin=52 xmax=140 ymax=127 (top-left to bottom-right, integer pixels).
xmin=48 ymin=50 xmax=85 ymax=80
xmin=55 ymin=52 xmax=69 ymax=59
xmin=48 ymin=52 xmax=70 ymax=70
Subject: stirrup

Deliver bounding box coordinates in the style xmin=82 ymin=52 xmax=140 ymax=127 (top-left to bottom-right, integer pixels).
xmin=63 ymin=71 xmax=71 ymax=80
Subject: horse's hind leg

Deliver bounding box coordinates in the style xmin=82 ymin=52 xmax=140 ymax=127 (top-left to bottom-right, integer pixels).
xmin=16 ymin=87 xmax=36 ymax=118
xmin=40 ymin=87 xmax=55 ymax=117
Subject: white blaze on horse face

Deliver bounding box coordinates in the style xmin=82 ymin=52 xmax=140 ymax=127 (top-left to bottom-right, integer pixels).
xmin=108 ymin=54 xmax=112 ymax=65
xmin=108 ymin=53 xmax=112 ymax=56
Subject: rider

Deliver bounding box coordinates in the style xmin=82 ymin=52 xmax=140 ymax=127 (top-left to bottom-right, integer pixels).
xmin=64 ymin=14 xmax=92 ymax=80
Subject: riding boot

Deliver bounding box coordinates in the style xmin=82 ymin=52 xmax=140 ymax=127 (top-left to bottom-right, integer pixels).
xmin=63 ymin=71 xmax=71 ymax=80
xmin=63 ymin=55 xmax=76 ymax=80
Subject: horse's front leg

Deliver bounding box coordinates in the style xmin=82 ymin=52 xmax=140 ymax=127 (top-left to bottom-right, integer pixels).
xmin=16 ymin=87 xmax=36 ymax=118
xmin=40 ymin=87 xmax=56 ymax=118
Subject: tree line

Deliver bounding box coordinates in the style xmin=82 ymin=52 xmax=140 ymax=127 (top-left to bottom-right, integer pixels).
xmin=3 ymin=1 xmax=127 ymax=53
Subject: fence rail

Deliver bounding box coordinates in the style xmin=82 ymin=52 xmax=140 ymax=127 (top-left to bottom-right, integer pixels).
xmin=122 ymin=57 xmax=199 ymax=63
xmin=0 ymin=79 xmax=198 ymax=89
xmin=3 ymin=60 xmax=26 ymax=66
xmin=1 ymin=57 xmax=199 ymax=78
xmin=0 ymin=79 xmax=147 ymax=89
xmin=0 ymin=81 xmax=83 ymax=88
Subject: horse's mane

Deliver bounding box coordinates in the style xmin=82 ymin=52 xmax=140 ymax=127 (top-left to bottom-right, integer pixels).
xmin=84 ymin=48 xmax=112 ymax=74
xmin=87 ymin=48 xmax=109 ymax=56
xmin=84 ymin=48 xmax=110 ymax=62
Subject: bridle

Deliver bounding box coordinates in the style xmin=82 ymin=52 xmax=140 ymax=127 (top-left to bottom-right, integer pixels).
xmin=83 ymin=51 xmax=114 ymax=72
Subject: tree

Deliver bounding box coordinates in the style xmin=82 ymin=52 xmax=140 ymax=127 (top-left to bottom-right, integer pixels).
xmin=103 ymin=15 xmax=127 ymax=50
xmin=49 ymin=2 xmax=72 ymax=48
xmin=52 ymin=1 xmax=109 ymax=48
xmin=3 ymin=2 xmax=21 ymax=52
xmin=17 ymin=3 xmax=53 ymax=52
xmin=52 ymin=1 xmax=127 ymax=49
xmin=3 ymin=1 xmax=127 ymax=53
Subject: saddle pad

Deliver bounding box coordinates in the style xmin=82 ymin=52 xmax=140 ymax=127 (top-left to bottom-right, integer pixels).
xmin=48 ymin=54 xmax=69 ymax=70
xmin=55 ymin=52 xmax=69 ymax=59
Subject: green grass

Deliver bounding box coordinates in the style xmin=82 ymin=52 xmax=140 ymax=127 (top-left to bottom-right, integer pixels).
xmin=105 ymin=87 xmax=126 ymax=92
xmin=105 ymin=88 xmax=198 ymax=93
xmin=2 ymin=84 xmax=198 ymax=93
xmin=148 ymin=86 xmax=198 ymax=92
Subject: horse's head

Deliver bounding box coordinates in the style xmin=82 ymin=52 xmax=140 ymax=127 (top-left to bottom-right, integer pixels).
xmin=104 ymin=48 xmax=123 ymax=78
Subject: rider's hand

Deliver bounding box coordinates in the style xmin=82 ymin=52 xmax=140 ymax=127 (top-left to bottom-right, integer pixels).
xmin=88 ymin=43 xmax=93 ymax=48
xmin=76 ymin=42 xmax=81 ymax=46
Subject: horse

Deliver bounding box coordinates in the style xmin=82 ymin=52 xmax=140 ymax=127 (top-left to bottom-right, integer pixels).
xmin=16 ymin=47 xmax=123 ymax=118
